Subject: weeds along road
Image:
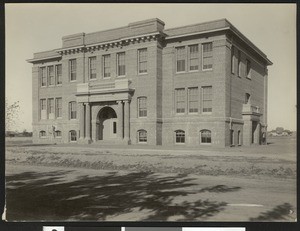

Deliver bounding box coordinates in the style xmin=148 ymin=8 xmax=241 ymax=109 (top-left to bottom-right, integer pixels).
xmin=4 ymin=136 xmax=297 ymax=221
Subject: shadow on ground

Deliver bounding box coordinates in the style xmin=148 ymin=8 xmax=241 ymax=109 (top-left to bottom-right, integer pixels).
xmin=250 ymin=203 xmax=294 ymax=221
xmin=5 ymin=170 xmax=240 ymax=221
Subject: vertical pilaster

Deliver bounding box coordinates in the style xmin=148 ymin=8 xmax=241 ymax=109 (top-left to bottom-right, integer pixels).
xmin=79 ymin=103 xmax=85 ymax=139
xmin=243 ymin=118 xmax=252 ymax=146
xmin=124 ymin=100 xmax=130 ymax=144
xmin=117 ymin=100 xmax=123 ymax=140
xmin=85 ymin=102 xmax=91 ymax=142
xmin=254 ymin=122 xmax=261 ymax=144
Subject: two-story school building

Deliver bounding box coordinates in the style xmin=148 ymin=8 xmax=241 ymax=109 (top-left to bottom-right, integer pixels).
xmin=27 ymin=18 xmax=272 ymax=147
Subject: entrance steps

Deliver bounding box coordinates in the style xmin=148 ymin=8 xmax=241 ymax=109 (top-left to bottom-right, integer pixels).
xmin=92 ymin=139 xmax=122 ymax=145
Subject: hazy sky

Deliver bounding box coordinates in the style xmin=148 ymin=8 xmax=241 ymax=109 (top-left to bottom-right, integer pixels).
xmin=5 ymin=3 xmax=296 ymax=132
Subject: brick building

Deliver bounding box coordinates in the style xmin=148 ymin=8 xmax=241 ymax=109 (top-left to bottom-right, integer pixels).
xmin=27 ymin=18 xmax=272 ymax=147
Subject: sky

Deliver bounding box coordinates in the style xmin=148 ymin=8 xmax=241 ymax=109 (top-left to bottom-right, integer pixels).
xmin=5 ymin=3 xmax=297 ymax=132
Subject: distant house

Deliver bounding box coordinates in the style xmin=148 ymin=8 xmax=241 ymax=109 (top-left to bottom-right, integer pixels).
xmin=5 ymin=131 xmax=17 ymax=137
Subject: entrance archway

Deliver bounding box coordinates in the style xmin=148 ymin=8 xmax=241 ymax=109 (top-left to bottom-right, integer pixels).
xmin=97 ymin=107 xmax=117 ymax=141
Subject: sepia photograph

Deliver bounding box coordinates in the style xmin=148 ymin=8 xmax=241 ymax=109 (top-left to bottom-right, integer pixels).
xmin=4 ymin=3 xmax=297 ymax=222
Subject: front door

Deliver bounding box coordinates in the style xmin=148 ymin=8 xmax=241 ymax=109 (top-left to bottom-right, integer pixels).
xmin=102 ymin=118 xmax=117 ymax=140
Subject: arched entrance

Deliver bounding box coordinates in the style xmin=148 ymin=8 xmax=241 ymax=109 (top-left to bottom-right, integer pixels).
xmin=97 ymin=107 xmax=117 ymax=141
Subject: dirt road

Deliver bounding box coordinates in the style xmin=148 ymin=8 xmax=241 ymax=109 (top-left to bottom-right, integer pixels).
xmin=5 ymin=163 xmax=296 ymax=222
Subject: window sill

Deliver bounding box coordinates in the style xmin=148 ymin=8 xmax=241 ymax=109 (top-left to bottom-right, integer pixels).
xmin=138 ymin=142 xmax=147 ymax=144
xmin=175 ymin=113 xmax=186 ymax=116
xmin=103 ymin=76 xmax=111 ymax=79
xmin=117 ymin=75 xmax=126 ymax=78
xmin=202 ymin=112 xmax=212 ymax=115
xmin=175 ymin=142 xmax=185 ymax=145
xmin=188 ymin=69 xmax=199 ymax=73
xmin=138 ymin=72 xmax=148 ymax=76
xmin=202 ymin=68 xmax=213 ymax=72
xmin=175 ymin=71 xmax=186 ymax=74
xmin=200 ymin=143 xmax=211 ymax=145
xmin=89 ymin=78 xmax=97 ymax=81
xmin=70 ymin=80 xmax=77 ymax=83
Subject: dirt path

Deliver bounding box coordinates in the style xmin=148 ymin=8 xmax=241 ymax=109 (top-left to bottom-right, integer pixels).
xmin=5 ymin=164 xmax=296 ymax=222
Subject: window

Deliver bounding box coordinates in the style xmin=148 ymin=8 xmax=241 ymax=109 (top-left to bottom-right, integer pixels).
xmin=40 ymin=67 xmax=47 ymax=87
xmin=48 ymin=66 xmax=54 ymax=86
xmin=189 ymin=45 xmax=199 ymax=71
xmin=231 ymin=130 xmax=235 ymax=146
xmin=176 ymin=47 xmax=185 ymax=72
xmin=175 ymin=130 xmax=185 ymax=144
xmin=40 ymin=130 xmax=46 ymax=138
xmin=138 ymin=97 xmax=147 ymax=117
xmin=202 ymin=42 xmax=213 ymax=70
xmin=56 ymin=98 xmax=62 ymax=118
xmin=175 ymin=88 xmax=185 ymax=113
xmin=238 ymin=50 xmax=242 ymax=77
xmin=55 ymin=130 xmax=62 ymax=138
xmin=103 ymin=55 xmax=111 ymax=78
xmin=117 ymin=52 xmax=126 ymax=76
xmin=40 ymin=99 xmax=47 ymax=120
xmin=202 ymin=86 xmax=212 ymax=113
xmin=231 ymin=46 xmax=235 ymax=74
xmin=70 ymin=130 xmax=77 ymax=142
xmin=245 ymin=93 xmax=251 ymax=104
xmin=188 ymin=87 xmax=198 ymax=113
xmin=138 ymin=48 xmax=147 ymax=74
xmin=138 ymin=130 xmax=147 ymax=143
xmin=238 ymin=130 xmax=241 ymax=146
xmin=56 ymin=64 xmax=62 ymax=85
xmin=48 ymin=98 xmax=54 ymax=119
xmin=113 ymin=122 xmax=117 ymax=134
xmin=246 ymin=59 xmax=251 ymax=78
xmin=89 ymin=56 xmax=97 ymax=79
xmin=69 ymin=101 xmax=77 ymax=119
xmin=69 ymin=59 xmax=76 ymax=81
xmin=200 ymin=130 xmax=211 ymax=144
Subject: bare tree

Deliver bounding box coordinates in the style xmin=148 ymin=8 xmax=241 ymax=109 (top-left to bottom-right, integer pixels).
xmin=5 ymin=98 xmax=20 ymax=131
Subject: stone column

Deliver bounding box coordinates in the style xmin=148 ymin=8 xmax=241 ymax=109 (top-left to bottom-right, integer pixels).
xmin=254 ymin=122 xmax=261 ymax=144
xmin=124 ymin=100 xmax=130 ymax=144
xmin=117 ymin=100 xmax=123 ymax=140
xmin=85 ymin=102 xmax=91 ymax=143
xmin=79 ymin=103 xmax=85 ymax=139
xmin=243 ymin=118 xmax=252 ymax=146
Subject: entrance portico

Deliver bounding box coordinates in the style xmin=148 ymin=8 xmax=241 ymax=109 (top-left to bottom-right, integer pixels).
xmin=76 ymin=79 xmax=134 ymax=144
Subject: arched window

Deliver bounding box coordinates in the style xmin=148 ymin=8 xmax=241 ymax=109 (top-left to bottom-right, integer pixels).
xmin=39 ymin=130 xmax=46 ymax=138
xmin=175 ymin=130 xmax=185 ymax=144
xmin=245 ymin=93 xmax=251 ymax=104
xmin=200 ymin=130 xmax=211 ymax=144
xmin=138 ymin=130 xmax=147 ymax=143
xmin=55 ymin=130 xmax=62 ymax=138
xmin=230 ymin=129 xmax=235 ymax=146
xmin=69 ymin=130 xmax=77 ymax=142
